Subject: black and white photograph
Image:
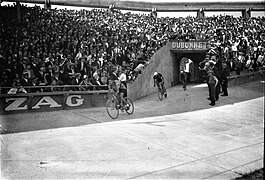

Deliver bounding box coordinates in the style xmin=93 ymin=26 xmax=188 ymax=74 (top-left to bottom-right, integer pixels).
xmin=0 ymin=0 xmax=264 ymax=179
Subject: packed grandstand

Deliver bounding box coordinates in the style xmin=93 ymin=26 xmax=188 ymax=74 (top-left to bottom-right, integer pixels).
xmin=0 ymin=3 xmax=264 ymax=94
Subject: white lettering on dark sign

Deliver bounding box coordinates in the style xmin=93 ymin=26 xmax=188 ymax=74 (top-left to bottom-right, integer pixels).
xmin=32 ymin=96 xmax=62 ymax=109
xmin=5 ymin=98 xmax=27 ymax=111
xmin=4 ymin=95 xmax=85 ymax=111
xmin=66 ymin=95 xmax=84 ymax=107
xmin=172 ymin=41 xmax=207 ymax=50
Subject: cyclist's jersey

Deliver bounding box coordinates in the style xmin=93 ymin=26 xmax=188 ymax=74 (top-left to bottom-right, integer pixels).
xmin=153 ymin=73 xmax=163 ymax=83
xmin=180 ymin=71 xmax=188 ymax=80
xmin=108 ymin=72 xmax=126 ymax=91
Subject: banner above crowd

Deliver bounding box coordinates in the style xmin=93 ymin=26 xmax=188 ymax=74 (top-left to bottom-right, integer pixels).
xmin=170 ymin=40 xmax=209 ymax=51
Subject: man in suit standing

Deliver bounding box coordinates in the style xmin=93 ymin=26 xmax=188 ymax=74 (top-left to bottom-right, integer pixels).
xmin=207 ymin=69 xmax=218 ymax=106
xmin=179 ymin=70 xmax=188 ymax=91
xmin=220 ymin=58 xmax=230 ymax=96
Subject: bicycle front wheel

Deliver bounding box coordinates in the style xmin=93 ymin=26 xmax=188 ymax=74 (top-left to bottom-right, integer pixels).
xmin=125 ymin=97 xmax=134 ymax=115
xmin=106 ymin=99 xmax=119 ymax=119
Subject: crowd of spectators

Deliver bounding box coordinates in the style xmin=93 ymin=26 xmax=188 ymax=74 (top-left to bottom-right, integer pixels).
xmin=0 ymin=3 xmax=264 ymax=94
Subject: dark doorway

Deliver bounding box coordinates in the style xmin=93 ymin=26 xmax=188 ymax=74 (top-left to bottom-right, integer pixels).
xmin=171 ymin=51 xmax=206 ymax=85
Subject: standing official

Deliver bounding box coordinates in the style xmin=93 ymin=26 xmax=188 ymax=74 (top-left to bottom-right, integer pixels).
xmin=220 ymin=59 xmax=230 ymax=96
xmin=179 ymin=70 xmax=188 ymax=91
xmin=207 ymin=69 xmax=218 ymax=106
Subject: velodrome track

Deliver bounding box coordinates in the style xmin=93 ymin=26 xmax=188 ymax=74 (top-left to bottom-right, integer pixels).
xmin=0 ymin=80 xmax=264 ymax=179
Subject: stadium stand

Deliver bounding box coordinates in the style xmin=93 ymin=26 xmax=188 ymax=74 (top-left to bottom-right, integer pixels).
xmin=0 ymin=3 xmax=264 ymax=95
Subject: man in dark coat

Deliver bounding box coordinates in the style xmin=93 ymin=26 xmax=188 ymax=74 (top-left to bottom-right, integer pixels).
xmin=212 ymin=60 xmax=222 ymax=101
xmin=207 ymin=69 xmax=218 ymax=106
xmin=179 ymin=70 xmax=188 ymax=91
xmin=220 ymin=59 xmax=230 ymax=96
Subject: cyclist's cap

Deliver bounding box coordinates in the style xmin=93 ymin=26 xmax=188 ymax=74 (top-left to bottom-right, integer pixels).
xmin=154 ymin=72 xmax=158 ymax=76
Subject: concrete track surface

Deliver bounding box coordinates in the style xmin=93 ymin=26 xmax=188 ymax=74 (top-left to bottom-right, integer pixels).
xmin=0 ymin=81 xmax=264 ymax=179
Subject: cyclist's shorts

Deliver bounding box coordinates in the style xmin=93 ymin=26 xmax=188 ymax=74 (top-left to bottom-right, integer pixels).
xmin=119 ymin=88 xmax=127 ymax=95
xmin=157 ymin=82 xmax=163 ymax=86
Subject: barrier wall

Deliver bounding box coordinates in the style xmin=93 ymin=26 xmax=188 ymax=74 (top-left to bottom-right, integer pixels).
xmin=127 ymin=41 xmax=208 ymax=101
xmin=0 ymin=90 xmax=108 ymax=115
xmin=127 ymin=43 xmax=175 ymax=101
xmin=228 ymin=70 xmax=265 ymax=87
xmin=127 ymin=41 xmax=264 ymax=101
xmin=0 ymin=71 xmax=263 ymax=115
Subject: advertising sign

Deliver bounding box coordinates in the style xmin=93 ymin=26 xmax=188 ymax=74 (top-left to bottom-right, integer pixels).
xmin=0 ymin=92 xmax=107 ymax=114
xmin=171 ymin=41 xmax=209 ymax=51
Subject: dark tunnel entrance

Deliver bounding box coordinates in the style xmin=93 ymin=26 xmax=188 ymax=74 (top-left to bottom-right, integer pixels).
xmin=170 ymin=40 xmax=209 ymax=86
xmin=171 ymin=51 xmax=207 ymax=85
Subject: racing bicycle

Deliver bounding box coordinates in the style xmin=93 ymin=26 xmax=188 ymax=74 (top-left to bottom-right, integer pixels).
xmin=157 ymin=82 xmax=167 ymax=101
xmin=105 ymin=90 xmax=134 ymax=119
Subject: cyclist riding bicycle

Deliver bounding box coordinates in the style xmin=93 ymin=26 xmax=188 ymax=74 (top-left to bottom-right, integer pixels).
xmin=153 ymin=72 xmax=167 ymax=98
xmin=108 ymin=66 xmax=128 ymax=109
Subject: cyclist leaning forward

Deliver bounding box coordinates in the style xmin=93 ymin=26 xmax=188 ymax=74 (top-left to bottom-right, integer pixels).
xmin=153 ymin=72 xmax=167 ymax=98
xmin=108 ymin=66 xmax=128 ymax=110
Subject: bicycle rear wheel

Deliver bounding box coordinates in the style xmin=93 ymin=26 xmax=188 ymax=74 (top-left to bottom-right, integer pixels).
xmin=158 ymin=90 xmax=163 ymax=101
xmin=125 ymin=97 xmax=134 ymax=115
xmin=106 ymin=99 xmax=119 ymax=119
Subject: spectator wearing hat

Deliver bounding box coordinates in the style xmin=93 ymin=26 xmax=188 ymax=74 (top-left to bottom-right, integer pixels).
xmin=9 ymin=59 xmax=19 ymax=81
xmin=24 ymin=63 xmax=36 ymax=80
xmin=76 ymin=57 xmax=88 ymax=78
xmin=0 ymin=71 xmax=12 ymax=94
xmin=16 ymin=57 xmax=27 ymax=76
xmin=8 ymin=79 xmax=27 ymax=94
xmin=71 ymin=73 xmax=82 ymax=91
xmin=50 ymin=71 xmax=64 ymax=92
xmin=198 ymin=56 xmax=210 ymax=82
xmin=67 ymin=62 xmax=78 ymax=81
xmin=131 ymin=61 xmax=147 ymax=79
xmin=5 ymin=57 xmax=14 ymax=79
xmin=245 ymin=55 xmax=252 ymax=70
xmin=21 ymin=71 xmax=31 ymax=92
xmin=56 ymin=66 xmax=66 ymax=84
xmin=79 ymin=75 xmax=94 ymax=91
xmin=256 ymin=52 xmax=264 ymax=68
xmin=238 ymin=52 xmax=246 ymax=68
xmin=17 ymin=82 xmax=28 ymax=94
xmin=91 ymin=72 xmax=102 ymax=90
xmin=234 ymin=57 xmax=242 ymax=75
xmin=30 ymin=77 xmax=42 ymax=93
xmin=207 ymin=69 xmax=218 ymax=106
xmin=7 ymin=80 xmax=20 ymax=94
xmin=44 ymin=64 xmax=54 ymax=86
xmin=100 ymin=70 xmax=108 ymax=86
xmin=30 ymin=57 xmax=39 ymax=76
xmin=36 ymin=65 xmax=47 ymax=85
